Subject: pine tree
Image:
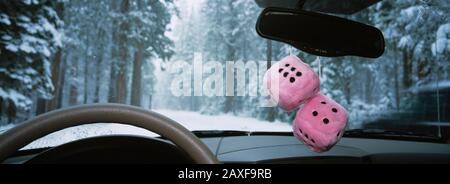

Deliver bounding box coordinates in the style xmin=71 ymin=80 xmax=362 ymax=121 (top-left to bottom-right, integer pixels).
xmin=129 ymin=0 xmax=176 ymax=107
xmin=0 ymin=0 xmax=62 ymax=116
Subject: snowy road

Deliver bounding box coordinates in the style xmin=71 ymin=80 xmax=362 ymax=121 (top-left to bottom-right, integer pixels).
xmin=1 ymin=109 xmax=292 ymax=149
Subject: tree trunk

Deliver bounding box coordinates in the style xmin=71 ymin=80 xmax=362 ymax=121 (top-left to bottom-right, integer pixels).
xmin=243 ymin=38 xmax=247 ymax=61
xmin=224 ymin=43 xmax=236 ymax=113
xmin=46 ymin=2 xmax=64 ymax=111
xmin=131 ymin=45 xmax=143 ymax=106
xmin=115 ymin=0 xmax=129 ymax=104
xmin=417 ymin=58 xmax=430 ymax=81
xmin=93 ymin=27 xmax=105 ymax=103
xmin=83 ymin=52 xmax=90 ymax=103
xmin=82 ymin=31 xmax=93 ymax=104
xmin=57 ymin=55 xmax=66 ymax=108
xmin=7 ymin=99 xmax=16 ymax=123
xmin=402 ymin=50 xmax=413 ymax=89
xmin=148 ymin=95 xmax=152 ymax=110
xmin=266 ymin=40 xmax=272 ymax=69
xmin=390 ymin=45 xmax=400 ymax=110
xmin=69 ymin=59 xmax=79 ymax=106
xmin=394 ymin=60 xmax=400 ymax=110
xmin=115 ymin=66 xmax=127 ymax=104
xmin=344 ymin=79 xmax=351 ymax=105
xmin=47 ymin=49 xmax=62 ymax=111
xmin=223 ymin=0 xmax=238 ymax=114
xmin=69 ymin=84 xmax=78 ymax=105
xmin=108 ymin=61 xmax=117 ymax=102
xmin=35 ymin=98 xmax=47 ymax=115
xmin=266 ymin=39 xmax=276 ymax=122
xmin=93 ymin=50 xmax=103 ymax=103
xmin=109 ymin=0 xmax=129 ymax=104
xmin=365 ymin=70 xmax=373 ymax=104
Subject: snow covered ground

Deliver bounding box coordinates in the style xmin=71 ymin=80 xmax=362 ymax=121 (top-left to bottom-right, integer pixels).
xmin=0 ymin=109 xmax=292 ymax=149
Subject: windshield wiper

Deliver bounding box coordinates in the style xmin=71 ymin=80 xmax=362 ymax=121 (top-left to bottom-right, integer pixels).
xmin=344 ymin=128 xmax=443 ymax=143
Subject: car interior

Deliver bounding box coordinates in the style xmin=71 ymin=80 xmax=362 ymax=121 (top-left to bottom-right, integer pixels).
xmin=0 ymin=0 xmax=449 ymax=164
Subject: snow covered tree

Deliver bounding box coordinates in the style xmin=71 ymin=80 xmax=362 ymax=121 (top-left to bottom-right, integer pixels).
xmin=0 ymin=0 xmax=62 ymax=119
xmin=367 ymin=0 xmax=450 ymax=112
xmin=370 ymin=0 xmax=449 ymax=88
xmin=197 ymin=0 xmax=267 ymax=116
xmin=105 ymin=0 xmax=176 ymax=105
xmin=57 ymin=0 xmax=113 ymax=108
xmin=128 ymin=0 xmax=176 ymax=107
xmin=432 ymin=23 xmax=450 ymax=80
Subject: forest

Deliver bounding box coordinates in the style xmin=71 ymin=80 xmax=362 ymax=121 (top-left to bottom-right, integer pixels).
xmin=1 ymin=0 xmax=449 ymax=129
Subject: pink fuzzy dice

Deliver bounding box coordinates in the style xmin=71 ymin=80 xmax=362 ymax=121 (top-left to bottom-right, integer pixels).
xmin=293 ymin=94 xmax=348 ymax=153
xmin=264 ymin=55 xmax=320 ymax=112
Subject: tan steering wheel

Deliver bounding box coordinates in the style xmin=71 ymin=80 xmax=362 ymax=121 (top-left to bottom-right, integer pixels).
xmin=0 ymin=103 xmax=219 ymax=164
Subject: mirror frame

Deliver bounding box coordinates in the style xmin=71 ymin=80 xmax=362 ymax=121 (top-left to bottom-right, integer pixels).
xmin=256 ymin=7 xmax=385 ymax=58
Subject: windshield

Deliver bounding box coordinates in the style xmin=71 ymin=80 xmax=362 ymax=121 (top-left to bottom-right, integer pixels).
xmin=0 ymin=0 xmax=449 ymax=149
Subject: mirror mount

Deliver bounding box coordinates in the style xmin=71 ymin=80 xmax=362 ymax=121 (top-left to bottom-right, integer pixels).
xmin=255 ymin=0 xmax=305 ymax=10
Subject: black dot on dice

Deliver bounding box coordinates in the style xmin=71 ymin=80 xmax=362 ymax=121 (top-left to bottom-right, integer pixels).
xmin=332 ymin=108 xmax=338 ymax=113
xmin=305 ymin=133 xmax=309 ymax=138
xmin=296 ymin=72 xmax=302 ymax=77
xmin=289 ymin=77 xmax=295 ymax=83
xmin=279 ymin=68 xmax=283 ymax=73
xmin=321 ymin=101 xmax=326 ymax=104
xmin=323 ymin=118 xmax=329 ymax=124
xmin=291 ymin=67 xmax=296 ymax=71
xmin=311 ymin=139 xmax=315 ymax=143
xmin=283 ymin=72 xmax=288 ymax=77
xmin=298 ymin=128 xmax=303 ymax=133
xmin=337 ymin=131 xmax=340 ymax=137
xmin=312 ymin=111 xmax=318 ymax=116
xmin=285 ymin=64 xmax=290 ymax=67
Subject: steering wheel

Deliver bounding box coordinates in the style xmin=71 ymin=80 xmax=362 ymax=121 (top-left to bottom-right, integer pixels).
xmin=0 ymin=104 xmax=219 ymax=164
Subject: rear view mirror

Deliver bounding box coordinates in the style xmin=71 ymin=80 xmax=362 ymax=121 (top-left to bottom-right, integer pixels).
xmin=256 ymin=7 xmax=385 ymax=58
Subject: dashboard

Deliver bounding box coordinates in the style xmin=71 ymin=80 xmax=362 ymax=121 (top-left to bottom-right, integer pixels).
xmin=204 ymin=135 xmax=450 ymax=164
xmin=3 ymin=135 xmax=450 ymax=164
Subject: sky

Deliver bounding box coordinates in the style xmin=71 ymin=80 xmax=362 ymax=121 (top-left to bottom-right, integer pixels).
xmin=166 ymin=0 xmax=205 ymax=42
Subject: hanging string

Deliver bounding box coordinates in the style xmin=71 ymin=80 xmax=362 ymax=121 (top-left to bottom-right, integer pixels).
xmin=318 ymin=57 xmax=321 ymax=78
xmin=314 ymin=56 xmax=322 ymax=80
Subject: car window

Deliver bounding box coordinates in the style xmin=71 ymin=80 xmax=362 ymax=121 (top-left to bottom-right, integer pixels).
xmin=0 ymin=0 xmax=449 ymax=149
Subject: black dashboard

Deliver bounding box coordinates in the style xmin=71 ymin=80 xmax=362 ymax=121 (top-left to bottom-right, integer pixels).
xmin=3 ymin=135 xmax=450 ymax=164
xmin=204 ymin=135 xmax=450 ymax=164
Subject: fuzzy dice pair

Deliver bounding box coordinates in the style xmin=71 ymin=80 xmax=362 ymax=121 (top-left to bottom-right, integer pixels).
xmin=264 ymin=55 xmax=348 ymax=153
